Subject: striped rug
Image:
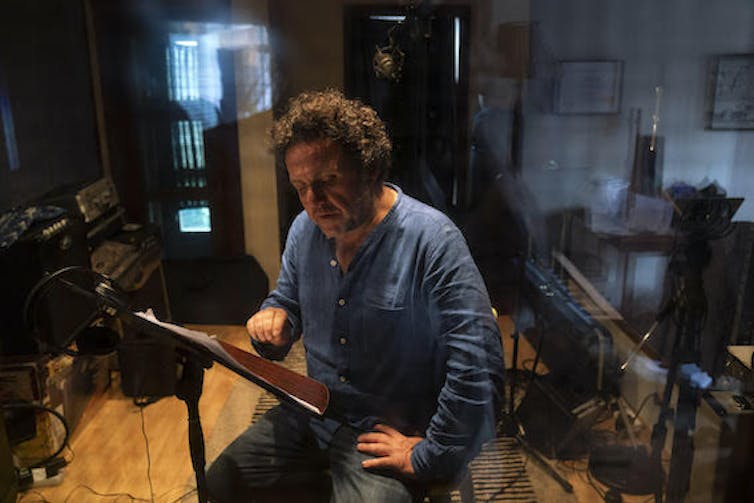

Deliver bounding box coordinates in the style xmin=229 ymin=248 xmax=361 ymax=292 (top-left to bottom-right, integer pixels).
xmin=250 ymin=343 xmax=538 ymax=502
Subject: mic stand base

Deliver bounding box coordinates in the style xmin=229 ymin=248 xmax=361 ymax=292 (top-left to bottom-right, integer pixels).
xmin=588 ymin=444 xmax=662 ymax=497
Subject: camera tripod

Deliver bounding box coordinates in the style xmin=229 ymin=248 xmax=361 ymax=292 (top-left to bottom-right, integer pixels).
xmin=591 ymin=196 xmax=742 ymax=502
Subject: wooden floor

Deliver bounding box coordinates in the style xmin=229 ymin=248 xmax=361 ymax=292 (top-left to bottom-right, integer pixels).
xmin=17 ymin=320 xmax=653 ymax=503
xmin=18 ymin=325 xmax=250 ymax=503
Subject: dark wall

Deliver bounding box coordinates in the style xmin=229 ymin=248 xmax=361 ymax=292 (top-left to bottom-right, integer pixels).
xmin=0 ymin=0 xmax=102 ymax=212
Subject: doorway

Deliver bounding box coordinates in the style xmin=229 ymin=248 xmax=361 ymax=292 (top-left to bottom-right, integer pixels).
xmin=344 ymin=4 xmax=471 ymax=214
xmin=92 ymin=1 xmax=273 ymax=322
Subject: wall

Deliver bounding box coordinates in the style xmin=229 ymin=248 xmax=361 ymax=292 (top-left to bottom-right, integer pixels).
xmin=232 ymin=0 xmax=281 ymax=284
xmin=269 ymin=0 xmax=345 ymax=96
xmin=521 ymin=0 xmax=754 ymax=220
xmin=514 ymin=0 xmax=754 ymax=428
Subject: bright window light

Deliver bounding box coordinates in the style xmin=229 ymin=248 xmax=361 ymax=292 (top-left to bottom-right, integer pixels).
xmin=369 ymin=15 xmax=406 ymax=22
xmin=178 ymin=206 xmax=211 ymax=232
xmin=175 ymin=40 xmax=198 ymax=47
xmin=454 ymin=17 xmax=461 ymax=84
xmin=0 ymin=86 xmax=19 ymax=172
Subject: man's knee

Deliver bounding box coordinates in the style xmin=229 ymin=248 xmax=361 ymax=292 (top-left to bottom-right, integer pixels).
xmin=207 ymin=455 xmax=330 ymax=503
xmin=206 ymin=453 xmax=236 ymax=503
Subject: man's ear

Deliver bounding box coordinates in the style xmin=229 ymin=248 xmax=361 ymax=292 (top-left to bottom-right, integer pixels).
xmin=366 ymin=170 xmax=383 ymax=194
xmin=368 ymin=169 xmax=379 ymax=184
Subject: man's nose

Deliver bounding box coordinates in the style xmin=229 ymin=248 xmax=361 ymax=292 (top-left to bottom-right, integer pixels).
xmin=311 ymin=183 xmax=328 ymax=202
xmin=301 ymin=184 xmax=325 ymax=205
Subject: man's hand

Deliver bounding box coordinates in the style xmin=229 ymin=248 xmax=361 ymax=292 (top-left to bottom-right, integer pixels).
xmin=357 ymin=424 xmax=422 ymax=477
xmin=246 ymin=307 xmax=292 ymax=348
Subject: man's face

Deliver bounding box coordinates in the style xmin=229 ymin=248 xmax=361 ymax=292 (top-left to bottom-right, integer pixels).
xmin=285 ymin=139 xmax=375 ymax=240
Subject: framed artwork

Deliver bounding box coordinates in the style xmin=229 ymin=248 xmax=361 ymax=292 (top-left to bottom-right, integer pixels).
xmin=555 ymin=60 xmax=623 ymax=115
xmin=710 ymin=54 xmax=754 ymax=130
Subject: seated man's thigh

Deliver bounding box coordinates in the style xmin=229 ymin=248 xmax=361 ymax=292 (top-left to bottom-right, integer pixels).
xmin=207 ymin=405 xmax=327 ymax=502
xmin=327 ymin=425 xmax=416 ymax=503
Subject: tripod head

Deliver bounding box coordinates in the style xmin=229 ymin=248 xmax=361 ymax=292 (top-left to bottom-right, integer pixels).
xmin=671 ymin=196 xmax=742 ymax=240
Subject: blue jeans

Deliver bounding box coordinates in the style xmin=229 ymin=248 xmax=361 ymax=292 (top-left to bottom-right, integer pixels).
xmin=206 ymin=405 xmax=416 ymax=503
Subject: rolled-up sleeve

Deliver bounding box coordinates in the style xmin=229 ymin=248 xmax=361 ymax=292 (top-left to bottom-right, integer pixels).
xmin=410 ymin=224 xmax=506 ymax=481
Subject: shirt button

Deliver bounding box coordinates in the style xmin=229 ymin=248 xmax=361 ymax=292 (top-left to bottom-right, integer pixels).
xmin=330 ymin=259 xmax=337 ymax=267
xmin=339 ymin=375 xmax=348 ymax=383
xmin=338 ymin=298 xmax=346 ymax=306
xmin=339 ymin=337 xmax=347 ymax=345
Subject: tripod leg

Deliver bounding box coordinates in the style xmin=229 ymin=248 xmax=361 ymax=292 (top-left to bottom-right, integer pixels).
xmin=509 ymin=330 xmax=519 ymax=416
xmin=514 ymin=430 xmax=574 ymax=493
xmin=665 ymin=376 xmax=699 ymax=502
xmin=614 ymin=396 xmax=638 ymax=447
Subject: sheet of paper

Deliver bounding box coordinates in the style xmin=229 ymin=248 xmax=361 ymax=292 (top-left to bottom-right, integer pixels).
xmin=133 ymin=310 xmax=319 ymax=414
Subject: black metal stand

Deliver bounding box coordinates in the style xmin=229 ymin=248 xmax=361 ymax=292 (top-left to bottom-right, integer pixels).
xmin=174 ymin=350 xmax=213 ymax=503
xmin=501 ymin=256 xmax=574 ymax=494
xmin=591 ymin=232 xmax=713 ymax=502
xmin=503 ymin=324 xmax=574 ymax=493
xmin=648 ymin=237 xmax=710 ymax=503
xmin=588 ymin=300 xmax=674 ymax=499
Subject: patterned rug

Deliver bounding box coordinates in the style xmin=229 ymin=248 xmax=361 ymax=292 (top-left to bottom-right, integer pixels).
xmin=247 ymin=342 xmax=539 ymax=502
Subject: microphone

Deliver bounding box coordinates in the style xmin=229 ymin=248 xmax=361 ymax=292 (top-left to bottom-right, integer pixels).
xmin=24 ymin=266 xmax=126 ymax=355
xmin=373 ymin=21 xmax=405 ymax=83
xmin=373 ymin=41 xmax=404 ymax=82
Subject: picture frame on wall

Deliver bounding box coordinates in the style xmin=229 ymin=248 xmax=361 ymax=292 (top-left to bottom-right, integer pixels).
xmin=710 ymin=54 xmax=754 ymax=130
xmin=554 ymin=60 xmax=623 ymax=115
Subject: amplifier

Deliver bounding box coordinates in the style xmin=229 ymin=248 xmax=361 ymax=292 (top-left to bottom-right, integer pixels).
xmin=91 ymin=223 xmax=163 ymax=292
xmin=117 ymin=334 xmax=177 ymax=398
xmin=40 ymin=178 xmax=125 ymax=246
xmin=724 ymin=346 xmax=754 ymax=391
xmin=690 ymin=390 xmax=754 ymax=502
xmin=42 ymin=178 xmax=119 ymax=225
xmin=0 ymin=354 xmax=109 ymax=466
xmin=0 ymin=215 xmax=90 ymax=355
xmin=517 ymin=372 xmax=604 ymax=459
xmin=522 ymin=260 xmax=618 ymax=395
xmin=73 ymin=178 xmax=119 ymax=224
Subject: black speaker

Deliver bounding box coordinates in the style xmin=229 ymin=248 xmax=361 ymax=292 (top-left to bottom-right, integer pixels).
xmin=163 ymin=256 xmax=268 ymax=324
xmin=117 ymin=334 xmax=177 ymax=398
xmin=690 ymin=391 xmax=754 ymax=502
xmin=702 ymin=222 xmax=754 ymax=374
xmin=0 ymin=215 xmax=90 ymax=355
xmin=516 ymin=373 xmax=603 ymax=459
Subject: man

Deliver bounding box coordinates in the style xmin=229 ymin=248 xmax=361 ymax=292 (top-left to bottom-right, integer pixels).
xmin=207 ymin=90 xmax=505 ymax=502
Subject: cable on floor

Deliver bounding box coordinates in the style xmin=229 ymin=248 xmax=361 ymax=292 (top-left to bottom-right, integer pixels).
xmin=137 ymin=404 xmax=156 ymax=503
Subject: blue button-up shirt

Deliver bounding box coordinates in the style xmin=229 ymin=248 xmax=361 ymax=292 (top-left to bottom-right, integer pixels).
xmin=256 ymin=184 xmax=505 ymax=481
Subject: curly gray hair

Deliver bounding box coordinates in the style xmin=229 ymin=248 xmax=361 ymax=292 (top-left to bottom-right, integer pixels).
xmin=271 ymin=89 xmax=392 ymax=185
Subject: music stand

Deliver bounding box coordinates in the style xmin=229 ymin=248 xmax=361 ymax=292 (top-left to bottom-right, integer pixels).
xmin=24 ymin=267 xmax=330 ymax=503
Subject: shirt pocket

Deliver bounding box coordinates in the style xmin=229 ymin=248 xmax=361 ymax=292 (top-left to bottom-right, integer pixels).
xmin=354 ymin=303 xmax=406 ymax=378
xmin=359 ymin=301 xmax=404 ymax=341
